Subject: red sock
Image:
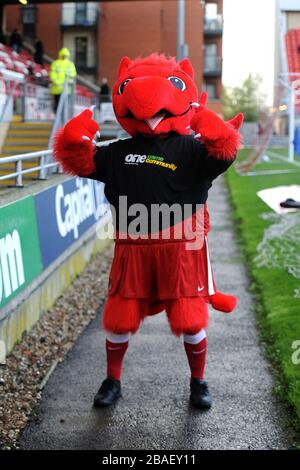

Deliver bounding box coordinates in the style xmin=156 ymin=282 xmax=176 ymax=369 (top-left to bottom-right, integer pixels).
xmin=106 ymin=339 xmax=129 ymax=381
xmin=184 ymin=337 xmax=207 ymax=380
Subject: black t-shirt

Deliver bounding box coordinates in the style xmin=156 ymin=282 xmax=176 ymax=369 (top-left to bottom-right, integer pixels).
xmin=90 ymin=134 xmax=234 ymax=234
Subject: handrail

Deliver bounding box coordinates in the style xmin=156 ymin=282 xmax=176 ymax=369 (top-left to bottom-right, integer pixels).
xmin=77 ymin=74 xmax=100 ymax=93
xmin=0 ymin=149 xmax=52 ymax=164
xmin=0 ymin=149 xmax=58 ymax=187
xmin=0 ymin=163 xmax=58 ymax=181
xmin=0 ymin=139 xmax=122 ymax=188
xmin=48 ymin=79 xmax=70 ymax=149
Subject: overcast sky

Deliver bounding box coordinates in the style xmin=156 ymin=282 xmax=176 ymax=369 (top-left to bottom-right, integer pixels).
xmin=222 ymin=0 xmax=276 ymax=104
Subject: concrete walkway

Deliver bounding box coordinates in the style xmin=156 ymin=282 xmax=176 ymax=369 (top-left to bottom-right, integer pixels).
xmin=20 ymin=177 xmax=295 ymax=450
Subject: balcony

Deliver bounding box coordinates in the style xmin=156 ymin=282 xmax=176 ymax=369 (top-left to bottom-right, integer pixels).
xmin=204 ymin=15 xmax=223 ymax=36
xmin=61 ymin=4 xmax=98 ymax=29
xmin=203 ymin=56 xmax=222 ymax=77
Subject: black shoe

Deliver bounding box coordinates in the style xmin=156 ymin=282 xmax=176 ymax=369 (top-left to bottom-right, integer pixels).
xmin=93 ymin=377 xmax=121 ymax=408
xmin=190 ymin=378 xmax=212 ymax=409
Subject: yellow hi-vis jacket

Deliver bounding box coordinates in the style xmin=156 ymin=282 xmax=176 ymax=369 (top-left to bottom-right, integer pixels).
xmin=50 ymin=48 xmax=77 ymax=95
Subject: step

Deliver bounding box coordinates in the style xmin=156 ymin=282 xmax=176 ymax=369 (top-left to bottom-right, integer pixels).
xmin=0 ymin=164 xmax=40 ymax=172
xmin=11 ymin=120 xmax=53 ymax=125
xmin=12 ymin=115 xmax=23 ymax=123
xmin=0 ymin=166 xmax=16 ymax=174
xmin=7 ymin=130 xmax=51 ymax=138
xmin=10 ymin=123 xmax=53 ymax=131
xmin=0 ymin=178 xmax=39 ymax=186
xmin=0 ymin=175 xmax=40 ymax=187
xmin=1 ymin=146 xmax=47 ymax=154
xmin=0 ymin=161 xmax=40 ymax=170
xmin=5 ymin=138 xmax=49 ymax=145
xmin=0 ymin=178 xmax=18 ymax=187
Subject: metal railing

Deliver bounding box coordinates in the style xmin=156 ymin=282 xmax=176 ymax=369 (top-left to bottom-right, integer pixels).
xmin=204 ymin=15 xmax=223 ymax=33
xmin=0 ymin=139 xmax=124 ymax=188
xmin=61 ymin=3 xmax=99 ymax=27
xmin=203 ymin=55 xmax=222 ymax=74
xmin=48 ymin=79 xmax=75 ymax=149
xmin=0 ymin=149 xmax=60 ymax=187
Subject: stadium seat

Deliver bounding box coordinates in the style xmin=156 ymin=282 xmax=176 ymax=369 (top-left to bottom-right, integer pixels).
xmin=285 ymin=29 xmax=300 ymax=80
xmin=0 ymin=40 xmax=96 ymax=106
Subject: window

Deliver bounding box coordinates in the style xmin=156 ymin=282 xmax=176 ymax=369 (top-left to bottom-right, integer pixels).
xmin=205 ymin=2 xmax=218 ymax=20
xmin=21 ymin=5 xmax=37 ymax=38
xmin=22 ymin=5 xmax=36 ymax=24
xmin=75 ymin=37 xmax=88 ymax=68
xmin=204 ymin=44 xmax=219 ymax=71
xmin=75 ymin=3 xmax=88 ymax=24
xmin=204 ymin=2 xmax=222 ymax=32
xmin=204 ymin=82 xmax=217 ymax=99
xmin=205 ymin=43 xmax=217 ymax=57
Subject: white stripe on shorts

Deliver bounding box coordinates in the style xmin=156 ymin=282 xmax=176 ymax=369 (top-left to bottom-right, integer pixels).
xmin=205 ymin=236 xmax=215 ymax=296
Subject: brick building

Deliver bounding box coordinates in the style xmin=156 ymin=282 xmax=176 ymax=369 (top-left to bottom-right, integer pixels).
xmin=4 ymin=0 xmax=223 ymax=113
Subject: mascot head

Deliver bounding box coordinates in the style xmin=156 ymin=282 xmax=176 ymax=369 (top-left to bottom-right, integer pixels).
xmin=113 ymin=53 xmax=199 ymax=137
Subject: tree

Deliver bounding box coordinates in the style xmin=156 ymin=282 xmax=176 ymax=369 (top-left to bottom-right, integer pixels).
xmin=223 ymin=74 xmax=265 ymax=122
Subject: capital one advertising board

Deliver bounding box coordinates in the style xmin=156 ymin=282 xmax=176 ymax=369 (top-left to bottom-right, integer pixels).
xmin=34 ymin=177 xmax=110 ymax=269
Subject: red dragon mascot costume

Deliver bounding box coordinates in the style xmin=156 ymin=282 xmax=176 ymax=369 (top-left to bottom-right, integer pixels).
xmin=54 ymin=54 xmax=243 ymax=409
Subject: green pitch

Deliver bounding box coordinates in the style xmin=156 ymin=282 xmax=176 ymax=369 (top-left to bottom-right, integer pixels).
xmin=226 ymin=148 xmax=300 ymax=432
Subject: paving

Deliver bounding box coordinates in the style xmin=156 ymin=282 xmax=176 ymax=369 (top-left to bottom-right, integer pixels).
xmin=19 ymin=176 xmax=295 ymax=450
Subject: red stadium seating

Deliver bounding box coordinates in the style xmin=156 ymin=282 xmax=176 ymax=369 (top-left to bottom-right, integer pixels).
xmin=0 ymin=42 xmax=94 ymax=100
xmin=284 ymin=30 xmax=300 ymax=113
xmin=285 ymin=29 xmax=300 ymax=81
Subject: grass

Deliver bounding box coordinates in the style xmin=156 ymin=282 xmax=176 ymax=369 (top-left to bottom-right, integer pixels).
xmin=225 ymin=148 xmax=300 ymax=430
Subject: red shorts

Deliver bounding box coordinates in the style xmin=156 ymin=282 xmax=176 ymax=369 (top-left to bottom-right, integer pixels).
xmin=102 ymin=236 xmax=215 ymax=336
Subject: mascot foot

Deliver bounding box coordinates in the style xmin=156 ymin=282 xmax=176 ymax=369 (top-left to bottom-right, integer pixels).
xmin=93 ymin=377 xmax=121 ymax=408
xmin=190 ymin=378 xmax=212 ymax=409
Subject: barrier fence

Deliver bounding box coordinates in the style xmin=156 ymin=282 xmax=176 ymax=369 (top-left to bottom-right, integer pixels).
xmin=0 ymin=138 xmax=118 ymax=187
xmin=0 ymin=149 xmax=59 ymax=187
xmin=0 ymin=175 xmax=110 ymax=312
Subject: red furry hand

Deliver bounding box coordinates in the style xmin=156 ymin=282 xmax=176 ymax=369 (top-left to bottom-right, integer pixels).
xmin=62 ymin=108 xmax=100 ymax=147
xmin=190 ymin=92 xmax=244 ymax=159
xmin=53 ymin=108 xmax=100 ymax=176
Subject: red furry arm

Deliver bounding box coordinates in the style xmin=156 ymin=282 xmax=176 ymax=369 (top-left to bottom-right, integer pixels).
xmin=202 ymin=122 xmax=242 ymax=161
xmin=53 ymin=109 xmax=100 ymax=177
xmin=190 ymin=106 xmax=244 ymax=161
xmin=53 ymin=128 xmax=96 ymax=176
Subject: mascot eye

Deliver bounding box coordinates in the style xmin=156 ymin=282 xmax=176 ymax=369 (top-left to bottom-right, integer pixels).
xmin=168 ymin=76 xmax=186 ymax=91
xmin=118 ymin=79 xmax=131 ymax=94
